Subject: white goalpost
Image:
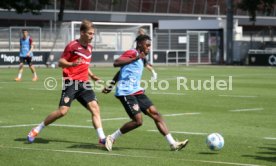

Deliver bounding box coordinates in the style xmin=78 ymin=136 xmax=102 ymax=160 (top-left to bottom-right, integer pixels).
xmin=68 ymin=21 xmax=153 ymax=64
xmin=48 ymin=21 xmax=153 ymax=66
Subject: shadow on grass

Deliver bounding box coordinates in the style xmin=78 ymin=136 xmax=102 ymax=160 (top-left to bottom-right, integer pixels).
xmin=198 ymin=152 xmax=220 ymax=155
xmin=15 ymin=138 xmax=50 ymax=144
xmin=68 ymin=143 xmax=102 ymax=150
xmin=14 ymin=137 xmax=108 ymax=151
xmin=113 ymin=146 xmax=165 ymax=152
xmin=14 ymin=137 xmax=93 ymax=145
xmin=15 ymin=138 xmax=167 ymax=152
xmin=67 ymin=143 xmax=163 ymax=152
xmin=242 ymin=144 xmax=276 ymax=163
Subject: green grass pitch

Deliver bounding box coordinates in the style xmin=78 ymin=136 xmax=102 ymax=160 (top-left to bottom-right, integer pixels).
xmin=0 ymin=65 xmax=275 ymax=166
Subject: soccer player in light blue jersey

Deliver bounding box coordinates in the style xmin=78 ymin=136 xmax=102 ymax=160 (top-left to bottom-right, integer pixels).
xmin=103 ymin=35 xmax=188 ymax=151
xmin=133 ymin=28 xmax=157 ymax=80
xmin=15 ymin=29 xmax=38 ymax=81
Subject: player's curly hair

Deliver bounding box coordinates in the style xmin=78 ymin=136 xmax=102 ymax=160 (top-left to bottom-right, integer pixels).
xmin=135 ymin=35 xmax=151 ymax=44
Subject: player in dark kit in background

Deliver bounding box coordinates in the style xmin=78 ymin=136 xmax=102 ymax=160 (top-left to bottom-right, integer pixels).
xmin=27 ymin=20 xmax=106 ymax=146
xmin=103 ymin=35 xmax=189 ymax=151
xmin=15 ymin=29 xmax=38 ymax=81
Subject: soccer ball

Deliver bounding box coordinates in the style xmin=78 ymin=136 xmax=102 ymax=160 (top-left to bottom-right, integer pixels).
xmin=206 ymin=133 xmax=224 ymax=151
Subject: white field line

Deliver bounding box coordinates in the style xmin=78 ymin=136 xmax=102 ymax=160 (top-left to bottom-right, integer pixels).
xmin=29 ymin=88 xmax=59 ymax=91
xmin=163 ymin=112 xmax=200 ymax=116
xmin=219 ymin=95 xmax=258 ymax=98
xmin=0 ymin=124 xmax=38 ymax=128
xmin=1 ymin=112 xmax=201 ymax=128
xmin=86 ymin=117 xmax=129 ymax=122
xmin=0 ymin=82 xmax=30 ymax=84
xmin=86 ymin=112 xmax=200 ymax=122
xmin=148 ymin=130 xmax=208 ymax=135
xmin=29 ymin=88 xmax=48 ymax=90
xmin=102 ymin=117 xmax=129 ymax=121
xmin=51 ymin=124 xmax=92 ymax=128
xmin=149 ymin=92 xmax=186 ymax=95
xmin=1 ymin=123 xmax=273 ymax=146
xmin=92 ymin=91 xmax=186 ymax=96
xmin=264 ymin=137 xmax=276 ymax=140
xmin=2 ymin=113 xmax=200 ymax=128
xmin=0 ymin=146 xmax=263 ymax=166
xmin=229 ymin=108 xmax=264 ymax=112
xmin=0 ymin=124 xmax=92 ymax=129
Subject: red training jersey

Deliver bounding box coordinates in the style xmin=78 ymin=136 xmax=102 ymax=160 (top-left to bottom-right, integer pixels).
xmin=61 ymin=40 xmax=92 ymax=82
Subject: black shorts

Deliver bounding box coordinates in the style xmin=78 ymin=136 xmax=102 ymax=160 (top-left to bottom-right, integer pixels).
xmin=116 ymin=94 xmax=153 ymax=117
xmin=59 ymin=80 xmax=97 ymax=108
xmin=19 ymin=57 xmax=32 ymax=65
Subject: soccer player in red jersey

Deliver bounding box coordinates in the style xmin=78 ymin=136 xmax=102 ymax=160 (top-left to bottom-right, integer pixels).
xmin=27 ymin=20 xmax=106 ymax=146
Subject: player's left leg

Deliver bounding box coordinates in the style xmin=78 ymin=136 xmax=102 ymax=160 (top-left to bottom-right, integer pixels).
xmin=77 ymin=84 xmax=106 ymax=146
xmin=27 ymin=57 xmax=38 ymax=81
xmin=15 ymin=58 xmax=24 ymax=81
xmin=87 ymin=100 xmax=106 ymax=145
xmin=146 ymin=105 xmax=169 ymax=135
xmin=139 ymin=94 xmax=189 ymax=151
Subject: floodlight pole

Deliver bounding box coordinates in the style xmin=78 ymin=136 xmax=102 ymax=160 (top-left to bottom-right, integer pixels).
xmin=9 ymin=28 xmax=11 ymax=50
xmin=226 ymin=0 xmax=233 ymax=64
xmin=54 ymin=0 xmax=57 ymax=32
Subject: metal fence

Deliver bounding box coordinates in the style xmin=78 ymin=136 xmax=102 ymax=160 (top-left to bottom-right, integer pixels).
xmin=1 ymin=25 xmax=275 ymax=65
xmin=45 ymin=0 xmax=276 ymax=16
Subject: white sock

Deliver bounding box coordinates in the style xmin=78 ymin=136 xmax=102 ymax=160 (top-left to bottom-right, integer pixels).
xmin=34 ymin=122 xmax=45 ymax=133
xmin=96 ymin=128 xmax=106 ymax=140
xmin=18 ymin=73 xmax=22 ymax=79
xmin=111 ymin=129 xmax=122 ymax=141
xmin=33 ymin=72 xmax=37 ymax=78
xmin=165 ymin=133 xmax=176 ymax=145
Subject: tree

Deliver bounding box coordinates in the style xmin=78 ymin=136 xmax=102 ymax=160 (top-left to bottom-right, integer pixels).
xmin=237 ymin=0 xmax=275 ymax=22
xmin=0 ymin=0 xmax=51 ymax=15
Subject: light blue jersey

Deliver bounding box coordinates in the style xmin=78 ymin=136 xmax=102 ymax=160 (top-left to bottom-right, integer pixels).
xmin=115 ymin=49 xmax=144 ymax=96
xmin=20 ymin=36 xmax=33 ymax=57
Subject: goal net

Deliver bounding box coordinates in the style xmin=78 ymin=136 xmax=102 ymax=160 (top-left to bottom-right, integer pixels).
xmin=48 ymin=21 xmax=153 ymax=65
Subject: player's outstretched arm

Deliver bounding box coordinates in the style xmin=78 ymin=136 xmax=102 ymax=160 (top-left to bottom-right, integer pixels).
xmin=102 ymin=71 xmax=120 ymax=94
xmin=113 ymin=52 xmax=146 ymax=67
xmin=58 ymin=58 xmax=82 ymax=68
xmin=146 ymin=64 xmax=157 ymax=80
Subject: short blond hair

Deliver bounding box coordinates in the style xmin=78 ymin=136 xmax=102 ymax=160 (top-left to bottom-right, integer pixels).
xmin=80 ymin=19 xmax=94 ymax=32
xmin=138 ymin=28 xmax=147 ymax=35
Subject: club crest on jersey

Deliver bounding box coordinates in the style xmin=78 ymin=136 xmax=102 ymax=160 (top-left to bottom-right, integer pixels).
xmin=64 ymin=97 xmax=70 ymax=103
xmin=132 ymin=104 xmax=139 ymax=111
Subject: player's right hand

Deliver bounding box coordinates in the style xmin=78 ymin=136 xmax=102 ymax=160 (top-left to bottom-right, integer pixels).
xmin=72 ymin=58 xmax=83 ymax=66
xmin=151 ymin=72 xmax=157 ymax=80
xmin=102 ymin=85 xmax=114 ymax=94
